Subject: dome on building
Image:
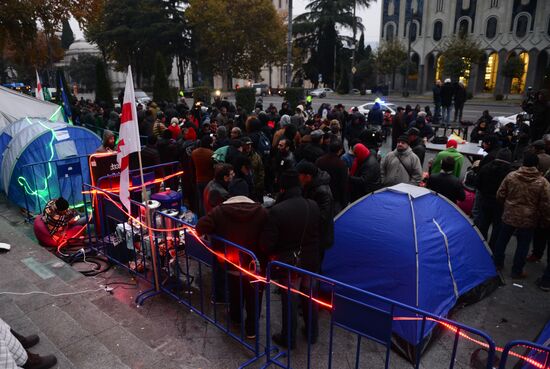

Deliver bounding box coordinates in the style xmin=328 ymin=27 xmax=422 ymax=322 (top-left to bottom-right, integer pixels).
xmin=66 ymin=39 xmax=100 ymax=57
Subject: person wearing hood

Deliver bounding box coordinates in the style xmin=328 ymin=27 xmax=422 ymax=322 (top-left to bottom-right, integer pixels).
xmin=367 ymin=102 xmax=383 ymax=127
xmin=96 ymin=130 xmax=116 ymax=153
xmin=167 ymin=117 xmax=182 ymax=140
xmin=381 ymin=135 xmax=423 ymax=186
xmin=493 ymin=153 xmax=550 ymax=278
xmin=474 ymin=148 xmax=514 ymax=251
xmin=430 ymin=139 xmax=464 ymax=177
xmin=296 ymin=161 xmax=334 ymax=262
xmin=290 ymin=106 xmax=306 ymax=128
xmin=272 ymin=115 xmax=299 ymax=149
xmin=348 ymin=143 xmax=381 ymax=201
xmin=213 ymin=125 xmax=231 ymax=150
xmin=196 ymin=195 xmax=268 ymax=338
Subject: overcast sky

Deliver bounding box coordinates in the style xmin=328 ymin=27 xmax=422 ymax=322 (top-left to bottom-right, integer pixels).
xmin=71 ymin=0 xmax=382 ymax=44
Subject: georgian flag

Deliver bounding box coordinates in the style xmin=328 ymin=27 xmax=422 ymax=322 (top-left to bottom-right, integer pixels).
xmin=35 ymin=70 xmax=44 ymax=100
xmin=117 ymin=66 xmax=141 ymax=212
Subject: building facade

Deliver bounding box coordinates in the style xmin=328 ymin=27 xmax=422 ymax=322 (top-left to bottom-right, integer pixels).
xmin=380 ymin=0 xmax=550 ymax=95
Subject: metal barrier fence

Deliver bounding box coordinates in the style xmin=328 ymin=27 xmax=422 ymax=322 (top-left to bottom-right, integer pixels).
xmin=80 ymin=186 xmax=549 ymax=369
xmin=264 ymin=261 xmax=497 ymax=369
xmin=20 ymin=154 xmax=92 ymax=220
xmin=82 ymin=184 xmax=158 ymax=297
xmin=153 ymin=210 xmax=267 ymax=367
xmin=498 ymin=340 xmax=550 ymax=369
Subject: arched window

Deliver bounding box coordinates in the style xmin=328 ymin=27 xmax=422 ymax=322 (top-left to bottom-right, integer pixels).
xmin=547 ymin=16 xmax=550 ymax=36
xmin=410 ymin=22 xmax=418 ymax=42
xmin=483 ymin=53 xmax=499 ymax=92
xmin=486 ymin=17 xmax=497 ymax=39
xmin=433 ymin=21 xmax=443 ymax=41
xmin=458 ymin=19 xmax=469 ymax=36
xmin=515 ymin=15 xmax=528 ymax=38
xmin=386 ymin=23 xmax=395 ymax=41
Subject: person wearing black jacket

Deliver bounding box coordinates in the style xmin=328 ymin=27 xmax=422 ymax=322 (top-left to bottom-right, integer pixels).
xmin=315 ymin=139 xmax=349 ymax=214
xmin=349 ymin=143 xmax=381 ymax=201
xmin=453 ymin=82 xmax=467 ymax=123
xmin=296 ymin=161 xmax=335 ymax=264
xmin=196 ymin=195 xmax=268 ymax=338
xmin=261 ymin=170 xmax=321 ymax=349
xmin=407 ymin=128 xmax=426 ymax=166
xmin=474 ymin=148 xmax=514 ymax=250
xmin=391 ymin=107 xmax=406 ymax=150
xmin=427 ymin=156 xmax=466 ymax=203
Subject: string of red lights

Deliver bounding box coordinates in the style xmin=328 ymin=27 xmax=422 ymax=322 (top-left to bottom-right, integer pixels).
xmin=76 ymin=189 xmax=549 ymax=368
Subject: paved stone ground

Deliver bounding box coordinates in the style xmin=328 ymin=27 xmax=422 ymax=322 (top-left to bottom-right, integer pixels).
xmin=0 ymin=190 xmax=549 ymax=369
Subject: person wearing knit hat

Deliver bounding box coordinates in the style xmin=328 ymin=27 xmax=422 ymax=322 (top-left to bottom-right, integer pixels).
xmin=430 ymin=139 xmax=464 ymax=177
xmin=380 ymin=135 xmax=423 ymax=186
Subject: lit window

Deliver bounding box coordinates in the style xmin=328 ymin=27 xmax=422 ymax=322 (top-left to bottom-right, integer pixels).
xmin=483 ymin=53 xmax=499 ymax=92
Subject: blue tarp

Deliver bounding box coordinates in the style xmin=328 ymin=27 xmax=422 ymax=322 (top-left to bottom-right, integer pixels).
xmin=322 ymin=184 xmax=497 ymax=346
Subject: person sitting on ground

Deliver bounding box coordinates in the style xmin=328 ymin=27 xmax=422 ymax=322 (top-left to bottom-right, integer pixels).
xmin=380 ymin=135 xmax=423 ymax=187
xmin=0 ymin=317 xmax=57 ymax=369
xmin=36 ymin=197 xmax=87 ymax=247
xmin=493 ymin=153 xmax=550 ymax=279
xmin=430 ymin=139 xmax=464 ymax=177
xmin=427 ymin=156 xmax=466 ymax=203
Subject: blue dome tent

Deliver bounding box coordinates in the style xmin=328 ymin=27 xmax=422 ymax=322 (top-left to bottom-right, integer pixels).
xmin=1 ymin=119 xmax=100 ymax=213
xmin=323 ymin=184 xmax=498 ymax=360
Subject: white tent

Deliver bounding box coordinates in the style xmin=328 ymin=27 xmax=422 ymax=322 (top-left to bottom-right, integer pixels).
xmin=0 ymin=86 xmax=64 ymax=129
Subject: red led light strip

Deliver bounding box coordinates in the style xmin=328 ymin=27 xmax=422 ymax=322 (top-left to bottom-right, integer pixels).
xmin=83 ymin=190 xmax=549 ymax=367
xmin=82 ymin=171 xmax=184 ymax=194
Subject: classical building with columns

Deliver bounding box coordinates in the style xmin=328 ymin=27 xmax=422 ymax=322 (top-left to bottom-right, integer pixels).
xmin=380 ymin=0 xmax=550 ymax=95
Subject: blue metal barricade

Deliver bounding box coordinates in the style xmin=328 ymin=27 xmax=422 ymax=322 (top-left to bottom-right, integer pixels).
xmin=82 ymin=184 xmax=157 ymax=294
xmin=20 ymin=155 xmax=91 ymax=221
xmin=498 ymin=340 xmax=550 ymax=369
xmin=263 ymin=261 xmax=497 ymax=369
xmin=150 ymin=211 xmax=266 ymax=368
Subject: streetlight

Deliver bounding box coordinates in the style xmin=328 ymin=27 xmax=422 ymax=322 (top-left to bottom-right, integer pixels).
xmin=286 ymin=0 xmax=293 ymax=88
xmin=348 ymin=0 xmax=357 ymax=94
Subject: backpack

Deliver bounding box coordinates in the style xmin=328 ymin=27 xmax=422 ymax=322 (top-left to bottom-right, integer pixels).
xmin=257 ymin=131 xmax=271 ymax=157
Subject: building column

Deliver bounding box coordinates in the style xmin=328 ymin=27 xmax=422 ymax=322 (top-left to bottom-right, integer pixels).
xmin=525 ymin=49 xmax=539 ymax=91
xmin=417 ymin=64 xmax=425 ymax=94
xmin=467 ymin=63 xmax=479 ymax=95
xmin=494 ymin=50 xmax=509 ymax=96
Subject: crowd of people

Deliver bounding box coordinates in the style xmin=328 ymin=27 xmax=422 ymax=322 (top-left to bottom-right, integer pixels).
xmin=79 ymin=88 xmax=550 ymax=349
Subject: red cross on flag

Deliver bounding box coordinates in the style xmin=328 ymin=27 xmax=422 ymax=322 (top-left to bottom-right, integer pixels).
xmin=117 ymin=66 xmax=141 ymax=212
xmin=35 ymin=70 xmax=44 ymax=101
